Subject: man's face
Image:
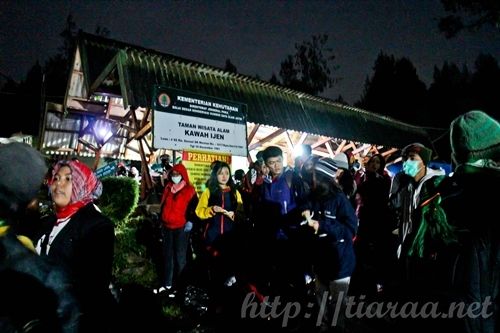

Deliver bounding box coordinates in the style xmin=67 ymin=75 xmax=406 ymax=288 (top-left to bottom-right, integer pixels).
xmin=402 ymin=152 xmax=425 ymax=178
xmin=265 ymin=155 xmax=284 ymax=177
xmin=406 ymin=152 xmax=423 ymax=165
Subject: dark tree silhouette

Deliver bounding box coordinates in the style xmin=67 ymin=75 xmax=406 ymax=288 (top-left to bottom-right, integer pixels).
xmin=277 ymin=34 xmax=339 ymax=95
xmin=0 ymin=78 xmax=21 ymax=137
xmin=0 ymin=62 xmax=43 ymax=137
xmin=356 ymin=52 xmax=427 ymax=125
xmin=224 ymin=59 xmax=238 ymax=73
xmin=43 ymin=14 xmax=77 ymax=103
xmin=426 ymin=61 xmax=472 ymax=127
xmin=95 ymin=25 xmax=111 ymax=37
xmin=333 ymin=94 xmax=348 ymax=105
xmin=0 ymin=15 xmax=113 ymax=138
xmin=269 ymin=73 xmax=280 ymax=85
xmin=469 ymin=54 xmax=500 ymax=120
xmin=439 ymin=0 xmax=500 ymax=38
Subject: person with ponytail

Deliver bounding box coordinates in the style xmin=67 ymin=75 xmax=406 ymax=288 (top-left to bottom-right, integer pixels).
xmin=36 ymin=159 xmax=116 ymax=333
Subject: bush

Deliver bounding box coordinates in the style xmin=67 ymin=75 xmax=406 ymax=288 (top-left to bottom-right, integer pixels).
xmin=99 ymin=177 xmax=139 ymax=226
xmin=99 ymin=176 xmax=157 ymax=288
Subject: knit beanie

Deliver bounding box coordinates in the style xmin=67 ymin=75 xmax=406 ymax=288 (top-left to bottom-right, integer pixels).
xmin=314 ymin=157 xmax=339 ymax=180
xmin=0 ymin=143 xmax=47 ymax=214
xmin=401 ymin=143 xmax=433 ymax=166
xmin=450 ymin=110 xmax=500 ymax=164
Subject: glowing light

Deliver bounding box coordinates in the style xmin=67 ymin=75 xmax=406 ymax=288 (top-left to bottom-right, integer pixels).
xmin=98 ymin=128 xmax=110 ymax=139
xmin=293 ymin=145 xmax=305 ymax=157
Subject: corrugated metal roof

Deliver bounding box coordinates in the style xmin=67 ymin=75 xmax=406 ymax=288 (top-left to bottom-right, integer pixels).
xmin=42 ymin=111 xmax=126 ymax=157
xmin=77 ymin=31 xmax=442 ymax=148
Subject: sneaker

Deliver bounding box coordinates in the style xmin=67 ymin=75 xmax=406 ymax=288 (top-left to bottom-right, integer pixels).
xmin=224 ymin=275 xmax=237 ymax=287
xmin=167 ymin=289 xmax=177 ymax=298
xmin=153 ymin=285 xmax=171 ymax=294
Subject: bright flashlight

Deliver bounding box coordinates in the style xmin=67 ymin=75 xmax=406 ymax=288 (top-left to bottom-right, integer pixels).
xmin=294 ymin=145 xmax=305 ymax=157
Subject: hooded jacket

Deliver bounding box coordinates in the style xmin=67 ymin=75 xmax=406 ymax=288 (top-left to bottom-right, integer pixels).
xmin=441 ymin=163 xmax=500 ymax=333
xmin=160 ymin=164 xmax=197 ymax=229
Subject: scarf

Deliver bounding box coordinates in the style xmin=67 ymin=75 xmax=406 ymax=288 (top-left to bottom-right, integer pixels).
xmin=50 ymin=160 xmax=102 ymax=220
xmin=170 ymin=180 xmax=186 ymax=194
xmin=54 ymin=201 xmax=88 ymax=220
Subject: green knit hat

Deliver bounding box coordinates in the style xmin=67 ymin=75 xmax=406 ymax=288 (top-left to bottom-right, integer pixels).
xmin=450 ymin=110 xmax=500 ymax=164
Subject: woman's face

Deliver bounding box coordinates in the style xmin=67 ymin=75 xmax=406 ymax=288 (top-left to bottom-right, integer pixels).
xmin=51 ymin=165 xmax=72 ymax=208
xmin=217 ymin=166 xmax=230 ymax=186
xmin=261 ymin=164 xmax=270 ymax=176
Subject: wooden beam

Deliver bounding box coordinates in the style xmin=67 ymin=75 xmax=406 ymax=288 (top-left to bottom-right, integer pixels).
xmin=314 ymin=146 xmax=329 ymax=154
xmin=312 ymin=150 xmax=330 ymax=157
xmin=141 ymin=108 xmax=151 ymax=128
xmin=311 ymin=137 xmax=331 ymax=149
xmin=138 ymin=138 xmax=153 ymax=200
xmin=352 ymin=143 xmax=372 ymax=155
xmin=343 ymin=142 xmax=357 ymax=152
xmin=247 ymin=123 xmax=260 ymax=144
xmin=284 ymin=131 xmax=295 ymax=152
xmin=78 ymin=138 xmax=98 ymax=152
xmin=132 ymin=122 xmax=152 ymax=141
xmin=297 ymin=132 xmax=308 ymax=146
xmin=142 ymin=134 xmax=153 ymax=154
xmin=124 ymin=144 xmax=140 ymax=154
xmin=121 ymin=109 xmax=132 ymax=123
xmin=130 ymin=107 xmax=140 ymax=129
xmin=382 ymin=148 xmax=398 ymax=157
xmin=76 ymin=115 xmax=86 ymax=154
xmin=118 ymin=123 xmax=136 ymax=132
xmin=44 ymin=128 xmax=81 ymax=134
xmin=325 ymin=141 xmax=335 ymax=158
xmin=126 ymin=109 xmax=141 ymax=144
xmin=248 ymin=128 xmax=286 ymax=151
xmin=335 ymin=140 xmax=346 ymax=155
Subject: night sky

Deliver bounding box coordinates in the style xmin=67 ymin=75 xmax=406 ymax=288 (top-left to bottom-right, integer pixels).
xmin=1 ymin=0 xmax=499 ymax=104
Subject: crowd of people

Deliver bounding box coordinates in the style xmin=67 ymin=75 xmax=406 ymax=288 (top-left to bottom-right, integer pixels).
xmin=0 ymin=109 xmax=498 ymax=333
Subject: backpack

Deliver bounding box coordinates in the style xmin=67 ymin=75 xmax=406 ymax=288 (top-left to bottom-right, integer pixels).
xmin=407 ymin=175 xmax=457 ymax=258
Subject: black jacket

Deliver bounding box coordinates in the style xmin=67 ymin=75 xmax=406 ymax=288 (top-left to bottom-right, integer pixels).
xmin=39 ymin=203 xmax=115 ymax=332
xmin=1 ymin=229 xmax=80 ymax=332
xmin=441 ymin=165 xmax=500 ymax=333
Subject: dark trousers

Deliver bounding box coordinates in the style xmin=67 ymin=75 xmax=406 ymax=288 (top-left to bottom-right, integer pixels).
xmin=161 ymin=226 xmax=189 ymax=288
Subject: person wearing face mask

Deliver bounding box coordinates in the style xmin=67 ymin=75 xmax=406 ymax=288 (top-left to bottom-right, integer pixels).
xmin=390 ymin=143 xmax=445 ymax=261
xmin=388 ymin=143 xmax=448 ymax=294
xmin=157 ymin=163 xmax=198 ymax=297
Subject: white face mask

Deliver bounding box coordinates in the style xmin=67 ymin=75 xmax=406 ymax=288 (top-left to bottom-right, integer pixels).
xmin=171 ymin=175 xmax=182 ymax=184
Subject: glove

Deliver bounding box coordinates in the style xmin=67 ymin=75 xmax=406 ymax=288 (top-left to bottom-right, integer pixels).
xmin=184 ymin=221 xmax=193 ymax=232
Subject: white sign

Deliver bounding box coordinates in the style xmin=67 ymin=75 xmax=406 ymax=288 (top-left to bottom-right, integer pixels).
xmin=152 ymin=87 xmax=248 ymax=156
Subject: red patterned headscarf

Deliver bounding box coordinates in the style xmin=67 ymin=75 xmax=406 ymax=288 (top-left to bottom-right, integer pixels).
xmin=49 ymin=160 xmax=103 ymax=220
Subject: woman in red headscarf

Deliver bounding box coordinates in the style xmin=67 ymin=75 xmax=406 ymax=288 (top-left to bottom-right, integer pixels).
xmin=36 ymin=159 xmax=115 ymax=333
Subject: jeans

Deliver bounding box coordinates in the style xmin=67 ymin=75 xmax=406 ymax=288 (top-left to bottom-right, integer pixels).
xmin=161 ymin=226 xmax=189 ymax=288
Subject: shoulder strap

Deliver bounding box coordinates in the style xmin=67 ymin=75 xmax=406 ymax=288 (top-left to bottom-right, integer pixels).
xmin=408 ymin=178 xmax=457 ymax=258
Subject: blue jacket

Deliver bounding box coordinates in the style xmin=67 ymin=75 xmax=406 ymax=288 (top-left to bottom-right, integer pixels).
xmin=263 ymin=168 xmax=305 ymax=216
xmin=309 ymin=191 xmax=358 ymax=280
